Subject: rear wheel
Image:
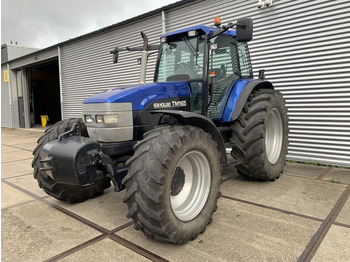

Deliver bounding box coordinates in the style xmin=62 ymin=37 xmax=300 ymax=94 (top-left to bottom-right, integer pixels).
xmin=123 ymin=125 xmax=222 ymax=244
xmin=32 ymin=118 xmax=111 ymax=203
xmin=230 ymin=89 xmax=288 ymax=181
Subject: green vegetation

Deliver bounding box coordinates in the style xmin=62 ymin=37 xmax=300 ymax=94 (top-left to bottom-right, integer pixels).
xmin=287 ymin=160 xmax=349 ymax=169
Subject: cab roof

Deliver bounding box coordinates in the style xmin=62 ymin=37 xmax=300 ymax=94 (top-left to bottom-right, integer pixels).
xmin=161 ymin=25 xmax=236 ymax=38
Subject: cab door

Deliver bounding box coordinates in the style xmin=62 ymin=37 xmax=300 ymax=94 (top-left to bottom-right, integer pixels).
xmin=207 ymin=34 xmax=240 ymax=119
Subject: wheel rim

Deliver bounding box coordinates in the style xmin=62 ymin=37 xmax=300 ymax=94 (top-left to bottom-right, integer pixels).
xmin=170 ymin=150 xmax=211 ymax=221
xmin=265 ymin=108 xmax=283 ymax=164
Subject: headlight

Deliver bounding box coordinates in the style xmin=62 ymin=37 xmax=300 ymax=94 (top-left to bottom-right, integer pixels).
xmin=96 ymin=115 xmax=104 ymax=124
xmin=188 ymin=30 xmax=198 ymax=37
xmin=104 ymin=114 xmax=119 ymax=124
xmin=95 ymin=114 xmax=119 ymax=124
xmin=84 ymin=115 xmax=94 ymax=123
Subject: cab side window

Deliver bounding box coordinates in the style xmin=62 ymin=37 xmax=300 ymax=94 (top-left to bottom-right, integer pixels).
xmin=237 ymin=42 xmax=253 ymax=78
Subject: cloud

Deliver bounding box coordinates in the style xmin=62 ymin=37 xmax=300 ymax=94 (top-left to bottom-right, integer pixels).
xmin=1 ymin=0 xmax=179 ymax=48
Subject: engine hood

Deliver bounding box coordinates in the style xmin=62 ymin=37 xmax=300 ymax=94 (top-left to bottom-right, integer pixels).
xmin=83 ymin=81 xmax=191 ymax=111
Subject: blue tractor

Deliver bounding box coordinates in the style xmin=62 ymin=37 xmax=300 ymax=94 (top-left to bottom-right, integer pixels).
xmin=32 ymin=17 xmax=288 ymax=244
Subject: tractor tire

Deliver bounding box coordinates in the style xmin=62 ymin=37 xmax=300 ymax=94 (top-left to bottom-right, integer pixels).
xmin=32 ymin=118 xmax=111 ymax=203
xmin=230 ymin=88 xmax=288 ymax=181
xmin=122 ymin=125 xmax=222 ymax=244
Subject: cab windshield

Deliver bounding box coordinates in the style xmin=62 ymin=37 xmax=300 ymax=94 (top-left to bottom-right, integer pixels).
xmin=155 ymin=35 xmax=205 ymax=82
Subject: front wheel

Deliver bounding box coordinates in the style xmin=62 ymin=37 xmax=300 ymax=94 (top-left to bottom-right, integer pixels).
xmin=122 ymin=125 xmax=222 ymax=244
xmin=230 ymin=88 xmax=289 ymax=181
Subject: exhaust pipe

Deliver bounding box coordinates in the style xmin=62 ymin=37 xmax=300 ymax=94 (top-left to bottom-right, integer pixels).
xmin=140 ymin=32 xmax=148 ymax=84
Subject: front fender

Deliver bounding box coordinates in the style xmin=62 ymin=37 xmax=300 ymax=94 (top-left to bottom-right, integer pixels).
xmin=220 ymin=79 xmax=274 ymax=122
xmin=151 ymin=110 xmax=228 ymax=166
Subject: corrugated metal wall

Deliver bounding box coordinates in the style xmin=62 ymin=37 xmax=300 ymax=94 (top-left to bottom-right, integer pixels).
xmin=248 ymin=0 xmax=350 ymax=167
xmin=60 ymin=13 xmax=163 ymax=117
xmin=59 ymin=0 xmax=349 ymax=166
xmin=1 ymin=65 xmax=12 ymax=127
xmin=163 ymin=0 xmax=350 ymax=167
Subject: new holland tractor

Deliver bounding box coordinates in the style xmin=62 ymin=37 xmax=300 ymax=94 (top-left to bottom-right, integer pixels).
xmin=32 ymin=17 xmax=288 ymax=244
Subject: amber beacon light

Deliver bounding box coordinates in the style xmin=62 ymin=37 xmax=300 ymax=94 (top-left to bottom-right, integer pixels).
xmin=214 ymin=17 xmax=221 ymax=27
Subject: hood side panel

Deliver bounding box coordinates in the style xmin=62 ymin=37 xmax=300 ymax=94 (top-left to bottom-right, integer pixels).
xmin=83 ymin=82 xmax=191 ymax=111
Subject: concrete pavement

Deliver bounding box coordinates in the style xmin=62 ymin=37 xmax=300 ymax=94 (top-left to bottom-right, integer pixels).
xmin=1 ymin=127 xmax=350 ymax=262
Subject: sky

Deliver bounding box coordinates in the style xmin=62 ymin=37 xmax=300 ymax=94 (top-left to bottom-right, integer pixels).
xmin=1 ymin=0 xmax=180 ymax=49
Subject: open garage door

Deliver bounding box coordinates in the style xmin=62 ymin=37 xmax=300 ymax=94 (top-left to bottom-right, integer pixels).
xmin=27 ymin=60 xmax=61 ymax=127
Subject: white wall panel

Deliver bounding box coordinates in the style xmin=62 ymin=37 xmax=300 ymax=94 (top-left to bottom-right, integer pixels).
xmin=1 ymin=65 xmax=12 ymax=127
xmin=9 ymin=47 xmax=58 ymax=69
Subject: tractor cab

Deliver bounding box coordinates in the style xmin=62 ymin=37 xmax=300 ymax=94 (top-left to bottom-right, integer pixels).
xmin=154 ymin=18 xmax=253 ymax=119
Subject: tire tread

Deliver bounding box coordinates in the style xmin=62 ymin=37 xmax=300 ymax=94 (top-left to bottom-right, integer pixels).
xmin=230 ymin=89 xmax=288 ymax=181
xmin=123 ymin=125 xmax=222 ymax=244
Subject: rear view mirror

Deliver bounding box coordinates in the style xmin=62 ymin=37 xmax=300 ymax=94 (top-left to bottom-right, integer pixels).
xmin=110 ymin=48 xmax=119 ymax=63
xmin=236 ymin=18 xmax=253 ymax=42
xmin=113 ymin=52 xmax=119 ymax=63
